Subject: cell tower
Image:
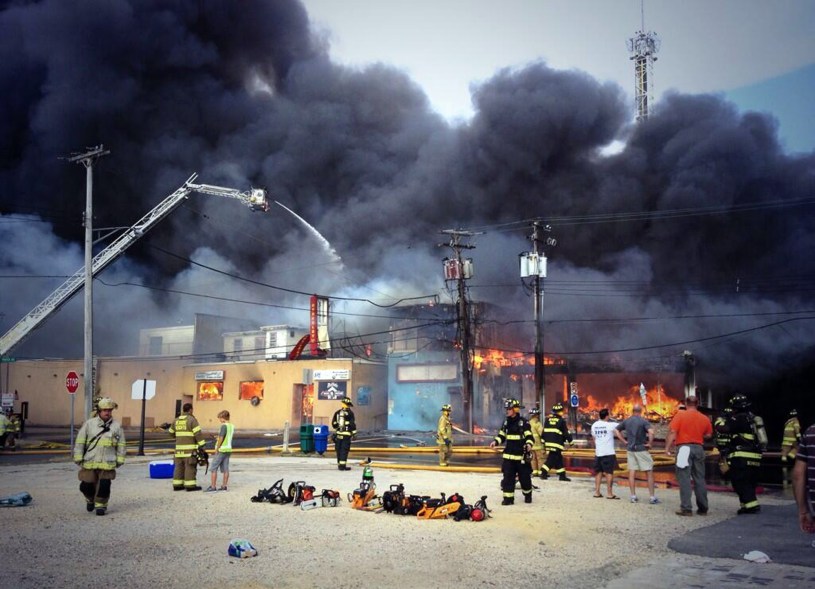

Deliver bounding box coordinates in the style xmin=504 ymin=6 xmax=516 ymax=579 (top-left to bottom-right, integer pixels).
xmin=627 ymin=1 xmax=660 ymax=122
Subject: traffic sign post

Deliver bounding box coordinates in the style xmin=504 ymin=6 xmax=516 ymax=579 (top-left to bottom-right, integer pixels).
xmin=66 ymin=371 xmax=80 ymax=394
xmin=66 ymin=370 xmax=80 ymax=451
xmin=133 ymin=379 xmax=157 ymax=456
xmin=568 ymin=382 xmax=579 ymax=432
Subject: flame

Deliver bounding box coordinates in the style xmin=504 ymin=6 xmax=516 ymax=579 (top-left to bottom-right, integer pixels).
xmin=472 ymin=348 xmax=566 ymax=371
xmin=579 ymin=384 xmax=680 ymax=421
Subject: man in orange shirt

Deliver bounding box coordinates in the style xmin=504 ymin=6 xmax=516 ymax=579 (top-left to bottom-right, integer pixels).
xmin=665 ymin=396 xmax=713 ymax=516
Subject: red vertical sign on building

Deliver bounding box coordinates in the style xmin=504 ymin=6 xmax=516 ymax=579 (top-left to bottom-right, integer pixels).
xmin=309 ymin=295 xmax=319 ymax=356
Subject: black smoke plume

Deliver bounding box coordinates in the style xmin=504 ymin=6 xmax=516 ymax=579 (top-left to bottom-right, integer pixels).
xmin=1 ymin=0 xmax=814 ymax=413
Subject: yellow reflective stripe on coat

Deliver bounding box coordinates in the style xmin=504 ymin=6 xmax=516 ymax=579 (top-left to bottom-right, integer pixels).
xmin=730 ymin=450 xmax=762 ymax=460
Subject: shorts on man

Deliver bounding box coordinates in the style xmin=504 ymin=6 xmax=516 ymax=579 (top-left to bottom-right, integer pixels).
xmin=627 ymin=450 xmax=654 ymax=471
xmin=209 ymin=452 xmax=230 ymax=473
xmin=594 ymin=454 xmax=616 ymax=474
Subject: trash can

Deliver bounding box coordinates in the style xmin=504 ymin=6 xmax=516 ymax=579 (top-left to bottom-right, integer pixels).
xmin=313 ymin=425 xmax=329 ymax=455
xmin=299 ymin=423 xmax=314 ymax=454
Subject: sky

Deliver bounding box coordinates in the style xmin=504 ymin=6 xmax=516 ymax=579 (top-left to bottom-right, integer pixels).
xmin=302 ymin=0 xmax=815 ymax=153
xmin=1 ymin=0 xmax=814 ymax=411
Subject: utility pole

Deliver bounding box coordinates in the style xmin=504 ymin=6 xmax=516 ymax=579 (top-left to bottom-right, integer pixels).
xmin=67 ymin=145 xmax=109 ymax=419
xmin=520 ymin=222 xmax=555 ymax=412
xmin=440 ymin=229 xmax=481 ymax=433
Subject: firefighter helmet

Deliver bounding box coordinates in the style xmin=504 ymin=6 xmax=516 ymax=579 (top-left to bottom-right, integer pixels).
xmin=789 ymin=408 xmax=798 ymax=417
xmin=551 ymin=402 xmax=564 ymax=413
xmin=96 ymin=397 xmax=117 ymax=410
xmin=529 ymin=407 xmax=541 ymax=416
xmin=722 ymin=406 xmax=733 ymax=415
xmin=341 ymin=396 xmax=354 ymax=407
xmin=729 ymin=393 xmax=750 ymax=411
xmin=441 ymin=404 xmax=452 ymax=412
xmin=503 ymin=399 xmax=520 ymax=410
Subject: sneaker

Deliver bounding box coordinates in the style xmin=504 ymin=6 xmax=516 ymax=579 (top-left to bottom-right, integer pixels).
xmin=218 ymin=486 xmax=228 ymax=492
xmin=630 ymin=496 xmax=639 ymax=503
xmin=204 ymin=486 xmax=217 ymax=493
xmin=649 ymin=497 xmax=661 ymax=505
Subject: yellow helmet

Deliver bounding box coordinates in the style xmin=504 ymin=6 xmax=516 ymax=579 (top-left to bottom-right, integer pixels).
xmin=96 ymin=397 xmax=117 ymax=410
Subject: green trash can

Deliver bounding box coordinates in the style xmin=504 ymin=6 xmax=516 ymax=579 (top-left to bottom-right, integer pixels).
xmin=299 ymin=423 xmax=314 ymax=454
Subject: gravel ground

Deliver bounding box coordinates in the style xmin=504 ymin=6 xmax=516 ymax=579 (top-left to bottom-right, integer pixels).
xmin=0 ymin=454 xmax=784 ymax=589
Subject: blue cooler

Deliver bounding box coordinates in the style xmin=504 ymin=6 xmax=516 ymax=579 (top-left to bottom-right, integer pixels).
xmin=149 ymin=460 xmax=174 ymax=479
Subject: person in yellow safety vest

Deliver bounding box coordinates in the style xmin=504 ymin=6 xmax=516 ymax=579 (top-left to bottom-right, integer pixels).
xmin=528 ymin=407 xmax=545 ymax=478
xmin=206 ymin=410 xmax=234 ymax=492
xmin=723 ymin=393 xmax=764 ymax=514
xmin=169 ymin=402 xmax=206 ymax=491
xmin=332 ymin=396 xmax=357 ymax=471
xmin=542 ymin=402 xmax=573 ymax=481
xmin=72 ymin=397 xmax=126 ymax=515
xmin=436 ymin=404 xmax=453 ymax=467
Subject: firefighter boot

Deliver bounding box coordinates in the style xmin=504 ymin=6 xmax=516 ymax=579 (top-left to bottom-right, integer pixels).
xmin=540 ymin=471 xmax=549 ymax=480
xmin=501 ymin=497 xmax=514 ymax=506
xmin=524 ymin=494 xmax=532 ymax=504
xmin=558 ymin=473 xmax=571 ymax=482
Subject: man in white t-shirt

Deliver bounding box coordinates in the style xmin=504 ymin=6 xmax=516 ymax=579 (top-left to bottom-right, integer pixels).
xmin=591 ymin=408 xmax=620 ymax=499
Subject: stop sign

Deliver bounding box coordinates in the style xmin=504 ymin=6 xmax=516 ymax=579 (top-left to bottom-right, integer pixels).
xmin=66 ymin=371 xmax=80 ymax=394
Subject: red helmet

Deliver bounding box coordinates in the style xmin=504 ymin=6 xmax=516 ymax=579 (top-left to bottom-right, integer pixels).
xmin=470 ymin=508 xmax=485 ymax=522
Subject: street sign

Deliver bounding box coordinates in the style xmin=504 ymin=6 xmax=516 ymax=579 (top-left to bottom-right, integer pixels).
xmin=131 ymin=379 xmax=157 ymax=401
xmin=569 ymin=393 xmax=579 ymax=408
xmin=66 ymin=371 xmax=80 ymax=394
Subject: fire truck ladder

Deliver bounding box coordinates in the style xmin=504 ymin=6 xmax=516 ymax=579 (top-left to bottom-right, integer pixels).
xmin=0 ymin=173 xmax=268 ymax=356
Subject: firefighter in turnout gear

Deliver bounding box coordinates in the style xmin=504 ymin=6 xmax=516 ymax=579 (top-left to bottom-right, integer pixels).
xmin=437 ymin=404 xmax=453 ymax=467
xmin=723 ymin=394 xmax=765 ymax=514
xmin=332 ymin=396 xmax=357 ymax=470
xmin=0 ymin=409 xmax=13 ymax=449
xmin=490 ymin=399 xmax=534 ymax=505
xmin=168 ymin=403 xmax=206 ymax=491
xmin=542 ymin=401 xmax=573 ymax=481
xmin=72 ymin=397 xmax=126 ymax=515
xmin=781 ymin=408 xmax=801 ymax=486
xmin=713 ymin=406 xmax=734 ymax=478
xmin=528 ymin=407 xmax=545 ymax=478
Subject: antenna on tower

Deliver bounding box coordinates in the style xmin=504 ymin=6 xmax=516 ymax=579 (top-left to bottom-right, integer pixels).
xmin=627 ymin=0 xmax=660 ymax=122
